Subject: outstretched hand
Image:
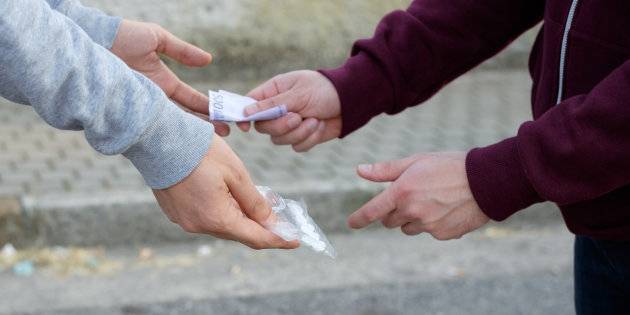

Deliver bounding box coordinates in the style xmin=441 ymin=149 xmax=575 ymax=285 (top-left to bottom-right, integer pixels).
xmin=111 ymin=20 xmax=230 ymax=136
xmin=348 ymin=152 xmax=490 ymax=240
xmin=153 ymin=135 xmax=299 ymax=250
xmin=239 ymin=70 xmax=342 ymax=152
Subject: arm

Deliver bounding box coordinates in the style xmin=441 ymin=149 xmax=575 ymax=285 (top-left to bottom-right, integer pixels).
xmin=1 ymin=0 xmax=119 ymax=107
xmin=46 ymin=0 xmax=121 ymax=48
xmin=0 ymin=0 xmax=295 ymax=250
xmin=43 ymin=0 xmax=230 ymax=135
xmin=321 ymin=0 xmax=544 ymax=136
xmin=467 ymin=59 xmax=630 ymax=220
xmin=0 ymin=0 xmax=210 ymax=189
xmin=242 ymin=0 xmax=545 ymax=152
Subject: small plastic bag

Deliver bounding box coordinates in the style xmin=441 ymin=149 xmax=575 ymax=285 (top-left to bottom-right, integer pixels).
xmin=257 ymin=186 xmax=336 ymax=258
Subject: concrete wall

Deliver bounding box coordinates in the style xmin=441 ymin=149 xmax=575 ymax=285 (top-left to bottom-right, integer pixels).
xmin=87 ymin=0 xmax=537 ymax=81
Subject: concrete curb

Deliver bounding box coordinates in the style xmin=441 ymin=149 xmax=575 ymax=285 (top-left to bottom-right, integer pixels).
xmin=1 ymin=184 xmax=563 ymax=248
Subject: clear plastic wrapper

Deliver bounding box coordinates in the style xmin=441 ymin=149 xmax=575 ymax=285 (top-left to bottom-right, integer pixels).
xmin=257 ymin=186 xmax=336 ymax=258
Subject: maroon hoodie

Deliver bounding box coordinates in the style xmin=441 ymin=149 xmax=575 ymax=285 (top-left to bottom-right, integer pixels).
xmin=320 ymin=0 xmax=630 ymax=240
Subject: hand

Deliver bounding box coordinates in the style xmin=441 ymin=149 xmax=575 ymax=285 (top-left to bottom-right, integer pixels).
xmin=347 ymin=152 xmax=490 ymax=240
xmin=239 ymin=70 xmax=342 ymax=152
xmin=111 ymin=20 xmax=229 ymax=136
xmin=153 ymin=135 xmax=299 ymax=250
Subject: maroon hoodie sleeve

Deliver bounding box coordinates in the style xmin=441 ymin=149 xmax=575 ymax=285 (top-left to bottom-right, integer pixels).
xmin=320 ymin=0 xmax=544 ymax=136
xmin=467 ymin=60 xmax=630 ymax=220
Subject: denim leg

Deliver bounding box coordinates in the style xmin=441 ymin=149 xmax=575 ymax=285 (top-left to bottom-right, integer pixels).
xmin=574 ymin=235 xmax=630 ymax=315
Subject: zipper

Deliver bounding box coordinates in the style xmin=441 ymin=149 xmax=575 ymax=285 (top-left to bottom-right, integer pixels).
xmin=556 ymin=0 xmax=580 ymax=104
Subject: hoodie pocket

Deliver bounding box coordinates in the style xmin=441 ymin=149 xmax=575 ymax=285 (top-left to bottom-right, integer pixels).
xmin=564 ymin=31 xmax=630 ymax=98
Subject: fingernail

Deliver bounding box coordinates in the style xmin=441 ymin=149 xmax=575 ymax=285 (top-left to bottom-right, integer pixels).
xmin=358 ymin=164 xmax=372 ymax=173
xmin=244 ymin=104 xmax=258 ymax=116
xmin=306 ymin=118 xmax=319 ymax=130
xmin=287 ymin=114 xmax=301 ymax=129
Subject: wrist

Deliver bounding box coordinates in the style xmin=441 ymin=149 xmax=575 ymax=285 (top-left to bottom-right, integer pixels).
xmin=124 ymin=101 xmax=214 ymax=189
xmin=55 ymin=0 xmax=122 ymax=49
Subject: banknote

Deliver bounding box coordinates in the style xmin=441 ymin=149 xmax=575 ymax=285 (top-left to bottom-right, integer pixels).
xmin=209 ymin=90 xmax=287 ymax=122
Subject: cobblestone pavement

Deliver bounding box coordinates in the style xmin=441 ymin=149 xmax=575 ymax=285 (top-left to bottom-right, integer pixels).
xmin=0 ymin=70 xmax=532 ymax=199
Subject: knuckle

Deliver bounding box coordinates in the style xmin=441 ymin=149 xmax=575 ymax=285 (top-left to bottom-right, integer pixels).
xmin=293 ymin=145 xmax=308 ymax=153
xmin=247 ymin=242 xmax=265 ymax=250
xmin=224 ymin=162 xmax=246 ymax=183
xmin=148 ymin=22 xmax=163 ymax=32
xmin=363 ymin=209 xmax=380 ymax=223
xmin=382 ymin=220 xmax=396 ymax=229
xmin=166 ymin=215 xmax=177 ymax=224
xmin=270 ymin=136 xmax=283 ymax=145
xmin=390 ymin=184 xmax=407 ymax=200
xmin=402 ymin=226 xmax=416 ymax=236
xmin=432 ymin=230 xmax=451 ymax=241
xmin=180 ymin=222 xmax=199 ymax=233
xmin=407 ymin=209 xmax=425 ymax=221
xmin=254 ymin=122 xmax=267 ymax=133
xmin=423 ymin=221 xmax=438 ymax=233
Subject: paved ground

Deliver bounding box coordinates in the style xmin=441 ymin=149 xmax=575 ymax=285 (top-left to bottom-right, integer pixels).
xmin=1 ymin=70 xmax=576 ymax=315
xmin=0 ymin=70 xmax=532 ymax=199
xmin=0 ymin=226 xmax=574 ymax=315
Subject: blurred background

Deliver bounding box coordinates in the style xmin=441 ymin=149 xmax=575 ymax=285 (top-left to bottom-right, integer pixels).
xmin=0 ymin=1 xmax=574 ymax=314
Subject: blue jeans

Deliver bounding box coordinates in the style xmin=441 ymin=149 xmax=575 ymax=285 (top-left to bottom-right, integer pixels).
xmin=574 ymin=235 xmax=630 ymax=314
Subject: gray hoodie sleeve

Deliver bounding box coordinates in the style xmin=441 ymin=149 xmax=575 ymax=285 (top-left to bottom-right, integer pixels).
xmin=46 ymin=0 xmax=121 ymax=49
xmin=0 ymin=0 xmax=214 ymax=189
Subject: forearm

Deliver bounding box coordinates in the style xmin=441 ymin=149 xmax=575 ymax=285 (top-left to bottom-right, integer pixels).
xmin=321 ymin=0 xmax=544 ymax=136
xmin=46 ymin=0 xmax=121 ymax=48
xmin=467 ymin=59 xmax=630 ymax=220
xmin=0 ymin=0 xmax=213 ymax=189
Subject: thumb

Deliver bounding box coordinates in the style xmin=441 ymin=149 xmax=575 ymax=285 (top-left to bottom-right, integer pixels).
xmin=244 ymin=91 xmax=299 ymax=117
xmin=225 ymin=169 xmax=272 ymax=224
xmin=357 ymin=156 xmax=418 ymax=182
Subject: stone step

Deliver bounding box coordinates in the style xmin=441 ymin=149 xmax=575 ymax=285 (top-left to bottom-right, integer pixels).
xmin=0 ymin=226 xmax=574 ymax=315
xmin=1 ymin=184 xmax=564 ymax=248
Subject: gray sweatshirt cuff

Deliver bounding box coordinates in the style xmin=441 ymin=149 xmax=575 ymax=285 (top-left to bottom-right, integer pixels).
xmin=123 ymin=102 xmax=215 ymax=189
xmin=54 ymin=0 xmax=122 ymax=49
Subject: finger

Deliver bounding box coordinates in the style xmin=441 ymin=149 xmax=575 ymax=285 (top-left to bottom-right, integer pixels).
xmin=400 ymin=221 xmax=427 ymax=236
xmin=381 ymin=210 xmax=410 ymax=229
xmin=247 ymin=76 xmax=285 ymax=101
xmin=237 ymin=122 xmax=251 ymax=132
xmin=270 ymin=118 xmax=318 ymax=145
xmin=347 ymin=188 xmax=397 ymax=229
xmin=223 ymin=164 xmax=273 ymax=224
xmin=253 ymin=112 xmax=303 ymax=136
xmin=357 ymin=155 xmax=419 ymax=183
xmin=401 ymin=204 xmax=470 ymax=240
xmin=158 ymin=28 xmax=212 ymax=67
xmin=244 ymin=92 xmax=300 ymax=117
xmin=212 ymin=122 xmax=231 ymax=137
xmin=292 ymin=120 xmax=328 ymax=152
xmin=171 ymin=79 xmax=210 ymax=115
xmin=230 ymin=216 xmax=300 ymax=250
xmin=292 ymin=119 xmax=341 ymax=152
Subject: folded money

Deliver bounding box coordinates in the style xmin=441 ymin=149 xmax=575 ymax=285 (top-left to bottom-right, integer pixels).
xmin=208 ymin=90 xmax=287 ymax=122
xmin=257 ymin=186 xmax=336 ymax=258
